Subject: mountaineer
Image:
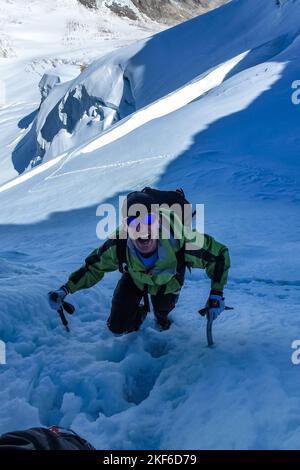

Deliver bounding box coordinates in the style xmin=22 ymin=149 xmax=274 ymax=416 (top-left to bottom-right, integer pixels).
xmin=48 ymin=188 xmax=230 ymax=333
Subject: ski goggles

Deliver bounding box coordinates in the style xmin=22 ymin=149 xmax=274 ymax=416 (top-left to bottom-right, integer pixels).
xmin=126 ymin=213 xmax=157 ymax=228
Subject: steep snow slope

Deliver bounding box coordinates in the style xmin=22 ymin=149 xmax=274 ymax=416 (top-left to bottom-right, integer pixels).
xmin=12 ymin=0 xmax=300 ymax=177
xmin=0 ymin=0 xmax=300 ymax=450
xmin=0 ymin=0 xmax=162 ymax=184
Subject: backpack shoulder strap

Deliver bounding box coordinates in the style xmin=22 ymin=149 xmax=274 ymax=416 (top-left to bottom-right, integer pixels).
xmin=168 ymin=218 xmax=188 ymax=284
xmin=116 ymin=238 xmax=128 ymax=273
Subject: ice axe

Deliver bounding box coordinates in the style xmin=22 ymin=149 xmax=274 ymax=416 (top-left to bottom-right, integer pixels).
xmin=199 ymin=306 xmax=234 ymax=347
xmin=51 ymin=292 xmax=75 ymax=332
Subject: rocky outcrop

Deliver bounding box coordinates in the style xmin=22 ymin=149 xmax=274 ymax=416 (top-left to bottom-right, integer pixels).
xmin=78 ymin=0 xmax=98 ymax=9
xmin=129 ymin=0 xmax=227 ymax=24
xmin=78 ymin=0 xmax=228 ymax=25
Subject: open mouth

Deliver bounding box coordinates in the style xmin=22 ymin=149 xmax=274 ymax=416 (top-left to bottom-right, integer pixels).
xmin=135 ymin=234 xmax=156 ymax=252
xmin=137 ymin=234 xmax=152 ymax=246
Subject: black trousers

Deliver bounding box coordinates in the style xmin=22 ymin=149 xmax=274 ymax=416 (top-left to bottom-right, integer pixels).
xmin=107 ymin=273 xmax=179 ymax=334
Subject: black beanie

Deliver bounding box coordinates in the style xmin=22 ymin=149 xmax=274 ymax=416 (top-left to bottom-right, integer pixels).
xmin=122 ymin=191 xmax=157 ymax=219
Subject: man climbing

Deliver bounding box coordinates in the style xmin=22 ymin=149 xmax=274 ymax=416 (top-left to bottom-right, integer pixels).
xmin=48 ymin=189 xmax=230 ymax=333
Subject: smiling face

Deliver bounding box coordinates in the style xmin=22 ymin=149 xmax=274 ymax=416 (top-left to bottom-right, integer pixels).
xmin=126 ymin=213 xmax=160 ymax=255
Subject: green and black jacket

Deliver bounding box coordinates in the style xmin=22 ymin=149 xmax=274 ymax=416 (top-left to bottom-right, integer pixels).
xmin=66 ymin=209 xmax=230 ymax=296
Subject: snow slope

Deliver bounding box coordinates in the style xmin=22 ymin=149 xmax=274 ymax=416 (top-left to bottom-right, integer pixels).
xmin=9 ymin=0 xmax=300 ymax=177
xmin=0 ymin=0 xmax=162 ymax=185
xmin=0 ymin=0 xmax=300 ymax=450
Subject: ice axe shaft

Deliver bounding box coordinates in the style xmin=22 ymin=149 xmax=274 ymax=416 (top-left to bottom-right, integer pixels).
xmin=57 ymin=306 xmax=70 ymax=333
xmin=198 ymin=306 xmax=234 ymax=347
xmin=206 ymin=314 xmax=214 ymax=347
xmin=57 ymin=301 xmax=75 ymax=332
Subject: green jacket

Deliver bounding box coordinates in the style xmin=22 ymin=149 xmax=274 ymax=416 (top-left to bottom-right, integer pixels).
xmin=66 ymin=209 xmax=230 ymax=296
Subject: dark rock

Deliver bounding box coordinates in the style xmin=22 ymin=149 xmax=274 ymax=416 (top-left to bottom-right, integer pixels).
xmin=107 ymin=2 xmax=139 ymax=21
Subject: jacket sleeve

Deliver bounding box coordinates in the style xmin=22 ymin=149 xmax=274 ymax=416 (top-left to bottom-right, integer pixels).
xmin=184 ymin=231 xmax=230 ymax=292
xmin=66 ymin=238 xmax=119 ymax=294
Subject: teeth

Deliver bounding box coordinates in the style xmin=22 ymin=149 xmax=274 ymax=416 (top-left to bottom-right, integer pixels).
xmin=139 ymin=237 xmax=150 ymax=243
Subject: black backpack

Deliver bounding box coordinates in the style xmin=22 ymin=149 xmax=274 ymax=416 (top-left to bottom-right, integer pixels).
xmin=0 ymin=426 xmax=95 ymax=451
xmin=140 ymin=187 xmax=194 ymax=227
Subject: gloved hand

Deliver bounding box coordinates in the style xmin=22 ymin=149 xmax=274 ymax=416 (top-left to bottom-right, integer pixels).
xmin=206 ymin=292 xmax=225 ymax=320
xmin=48 ymin=286 xmax=69 ymax=310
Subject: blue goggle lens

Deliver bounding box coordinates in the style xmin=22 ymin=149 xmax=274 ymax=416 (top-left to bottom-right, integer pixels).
xmin=127 ymin=213 xmax=157 ymax=227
